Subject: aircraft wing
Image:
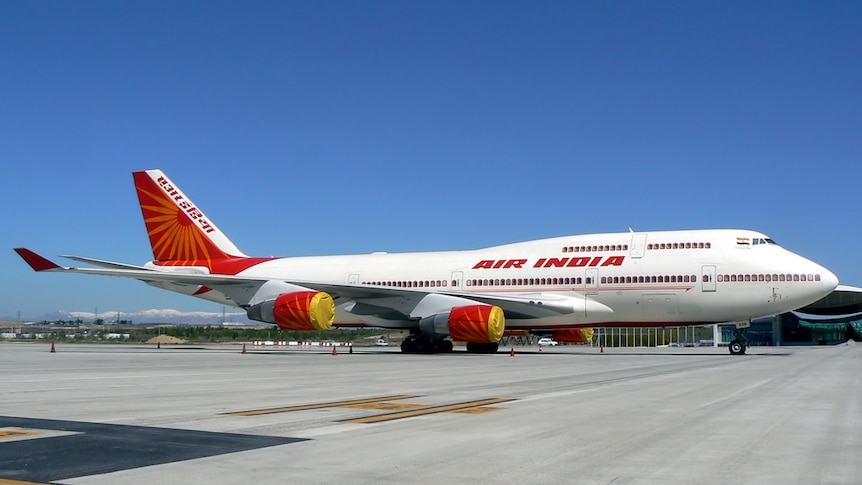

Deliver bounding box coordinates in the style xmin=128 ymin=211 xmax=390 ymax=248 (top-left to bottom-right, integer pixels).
xmin=15 ymin=248 xmax=269 ymax=287
xmin=60 ymin=254 xmax=156 ymax=271
xmin=294 ymin=281 xmax=608 ymax=319
xmin=14 ymin=248 xmax=610 ymax=321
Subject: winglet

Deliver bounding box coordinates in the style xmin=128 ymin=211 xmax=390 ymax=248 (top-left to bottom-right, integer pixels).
xmin=14 ymin=248 xmax=62 ymax=271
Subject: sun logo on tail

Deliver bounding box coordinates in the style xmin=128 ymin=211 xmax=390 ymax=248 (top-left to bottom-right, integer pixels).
xmin=134 ymin=171 xmax=233 ymax=264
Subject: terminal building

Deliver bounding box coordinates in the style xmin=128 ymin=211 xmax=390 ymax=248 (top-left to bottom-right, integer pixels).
xmin=591 ymin=285 xmax=862 ymax=349
xmin=739 ymin=284 xmax=862 ymax=346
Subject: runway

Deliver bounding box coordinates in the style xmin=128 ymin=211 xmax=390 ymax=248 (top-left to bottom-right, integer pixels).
xmin=1 ymin=342 xmax=860 ymax=484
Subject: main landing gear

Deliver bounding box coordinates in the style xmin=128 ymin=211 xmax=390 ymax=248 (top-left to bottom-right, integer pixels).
xmin=399 ymin=333 xmax=499 ymax=354
xmin=465 ymin=342 xmax=499 ymax=354
xmin=400 ymin=334 xmax=454 ymax=354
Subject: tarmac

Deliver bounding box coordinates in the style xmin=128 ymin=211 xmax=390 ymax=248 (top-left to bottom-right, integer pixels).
xmin=1 ymin=341 xmax=860 ymax=484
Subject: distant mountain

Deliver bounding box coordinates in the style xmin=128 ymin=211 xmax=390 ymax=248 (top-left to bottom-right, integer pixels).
xmin=27 ymin=309 xmax=254 ymax=325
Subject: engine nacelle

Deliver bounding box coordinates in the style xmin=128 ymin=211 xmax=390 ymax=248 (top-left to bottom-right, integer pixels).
xmin=449 ymin=305 xmax=505 ymax=343
xmin=246 ymin=291 xmax=335 ymax=331
xmin=418 ymin=305 xmax=506 ymax=343
xmin=552 ymin=329 xmax=595 ymax=343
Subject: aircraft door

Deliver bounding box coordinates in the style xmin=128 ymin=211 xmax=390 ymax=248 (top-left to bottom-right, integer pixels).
xmin=585 ymin=268 xmax=598 ymax=295
xmin=701 ymin=265 xmax=716 ymax=292
xmin=348 ymin=274 xmax=359 ymax=284
xmin=451 ymin=271 xmax=463 ymax=290
xmin=630 ymin=233 xmax=647 ymax=259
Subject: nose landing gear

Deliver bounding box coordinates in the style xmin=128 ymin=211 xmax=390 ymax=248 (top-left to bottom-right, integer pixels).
xmin=728 ymin=339 xmax=747 ymax=355
xmin=728 ymin=324 xmax=749 ymax=355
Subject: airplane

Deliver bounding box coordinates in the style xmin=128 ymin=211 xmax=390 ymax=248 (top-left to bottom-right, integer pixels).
xmin=15 ymin=169 xmax=839 ymax=355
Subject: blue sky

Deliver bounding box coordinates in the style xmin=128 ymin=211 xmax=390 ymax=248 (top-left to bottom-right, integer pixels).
xmin=2 ymin=1 xmax=860 ymax=321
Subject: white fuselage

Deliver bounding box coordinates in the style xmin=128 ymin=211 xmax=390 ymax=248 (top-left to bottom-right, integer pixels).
xmin=170 ymin=229 xmax=837 ymax=331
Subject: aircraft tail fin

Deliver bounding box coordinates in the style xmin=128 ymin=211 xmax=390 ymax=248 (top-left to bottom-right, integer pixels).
xmin=133 ymin=170 xmax=248 ymax=265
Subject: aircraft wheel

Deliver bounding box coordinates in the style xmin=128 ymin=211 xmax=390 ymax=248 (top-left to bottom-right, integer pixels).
xmin=728 ymin=340 xmax=746 ymax=355
xmin=401 ymin=340 xmax=415 ymax=353
xmin=466 ymin=342 xmax=499 ymax=354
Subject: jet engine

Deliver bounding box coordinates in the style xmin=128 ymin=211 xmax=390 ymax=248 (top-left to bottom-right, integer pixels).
xmin=552 ymin=328 xmax=595 ymax=343
xmin=450 ymin=305 xmax=505 ymax=343
xmin=246 ymin=291 xmax=335 ymax=331
xmin=420 ymin=304 xmax=505 ymax=343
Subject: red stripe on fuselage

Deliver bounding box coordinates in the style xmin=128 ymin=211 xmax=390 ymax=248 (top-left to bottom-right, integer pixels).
xmin=153 ymin=256 xmax=275 ymax=275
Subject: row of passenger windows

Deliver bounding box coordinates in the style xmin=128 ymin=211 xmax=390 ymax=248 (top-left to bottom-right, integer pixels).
xmin=561 ymin=241 xmax=713 ymax=253
xmin=468 ymin=277 xmax=588 ymax=287
xmin=595 ymin=274 xmax=820 ymax=284
xmin=648 ymin=242 xmax=711 ymax=250
xmin=601 ymin=275 xmax=699 ymax=284
xmin=362 ymin=273 xmax=823 ymax=289
xmin=718 ymin=273 xmax=822 ymax=282
xmin=562 ymin=244 xmax=628 ymax=253
xmin=365 ymin=280 xmax=450 ymax=288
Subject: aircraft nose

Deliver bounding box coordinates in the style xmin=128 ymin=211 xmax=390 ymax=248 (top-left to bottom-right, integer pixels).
xmin=820 ymin=266 xmax=839 ymax=293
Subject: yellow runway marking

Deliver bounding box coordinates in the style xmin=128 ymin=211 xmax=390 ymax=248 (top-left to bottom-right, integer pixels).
xmin=0 ymin=480 xmax=53 ymax=485
xmin=0 ymin=430 xmax=42 ymax=440
xmin=344 ymin=397 xmax=514 ymax=424
xmin=340 ymin=402 xmax=427 ymax=411
xmin=224 ymin=395 xmax=419 ymax=416
xmin=450 ymin=406 xmax=506 ymax=414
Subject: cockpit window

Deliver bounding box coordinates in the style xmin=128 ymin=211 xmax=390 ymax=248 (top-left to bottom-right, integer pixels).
xmin=752 ymin=238 xmax=779 ymax=246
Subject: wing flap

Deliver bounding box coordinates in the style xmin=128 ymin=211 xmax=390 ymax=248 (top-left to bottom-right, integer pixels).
xmin=60 ymin=255 xmax=155 ymax=271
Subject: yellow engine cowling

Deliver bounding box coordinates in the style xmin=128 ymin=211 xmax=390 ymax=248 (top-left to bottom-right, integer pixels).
xmin=448 ymin=305 xmax=505 ymax=343
xmin=553 ymin=328 xmax=594 ymax=343
xmin=273 ymin=291 xmax=335 ymax=331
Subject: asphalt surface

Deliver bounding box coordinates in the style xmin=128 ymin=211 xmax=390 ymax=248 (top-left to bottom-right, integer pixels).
xmin=1 ymin=341 xmax=859 ymax=484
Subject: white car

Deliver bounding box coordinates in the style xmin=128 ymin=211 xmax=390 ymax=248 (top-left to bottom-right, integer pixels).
xmin=537 ymin=338 xmax=558 ymax=347
xmin=375 ymin=339 xmax=389 ymax=346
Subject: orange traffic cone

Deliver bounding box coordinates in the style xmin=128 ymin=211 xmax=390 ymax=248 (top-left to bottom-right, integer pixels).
xmin=332 ymin=346 xmax=338 ymax=356
xmin=539 ymin=345 xmax=543 ymax=352
xmin=510 ymin=347 xmax=515 ymax=357
xmin=600 ymin=345 xmax=604 ymax=353
xmin=50 ymin=342 xmax=56 ymax=353
xmin=241 ymin=343 xmax=247 ymax=354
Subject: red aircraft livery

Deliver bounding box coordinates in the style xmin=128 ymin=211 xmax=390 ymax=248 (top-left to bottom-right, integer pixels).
xmin=14 ymin=169 xmax=839 ymax=355
xmin=472 ymin=256 xmax=626 ymax=270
